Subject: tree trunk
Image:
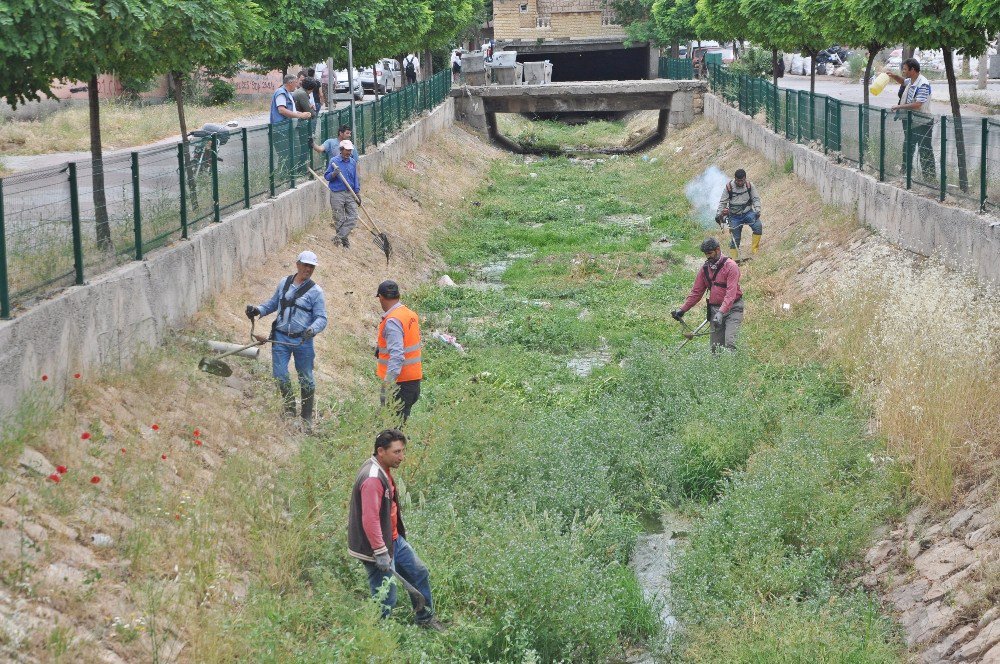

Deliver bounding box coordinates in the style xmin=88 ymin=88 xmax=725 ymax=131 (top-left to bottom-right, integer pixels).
xmin=863 ymin=46 xmax=878 ymax=107
xmin=772 ymin=48 xmax=778 ymax=87
xmin=173 ymin=71 xmax=199 ymax=210
xmin=423 ymin=48 xmax=433 ymax=80
xmin=902 ymin=45 xmax=915 ymax=62
xmin=809 ymin=49 xmax=816 ymax=94
xmin=979 ymin=41 xmax=992 ymax=90
xmin=960 ymin=49 xmax=970 ymax=78
xmin=373 ymin=63 xmax=380 ymax=100
xmin=943 ymin=47 xmax=969 ymax=192
xmin=671 ymin=41 xmax=679 ymax=59
xmin=88 ymin=74 xmax=112 ymax=251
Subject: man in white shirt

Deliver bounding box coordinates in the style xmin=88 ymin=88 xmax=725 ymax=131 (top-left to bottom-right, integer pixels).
xmin=403 ymin=53 xmax=420 ymax=86
xmin=884 ymin=58 xmax=935 ymax=180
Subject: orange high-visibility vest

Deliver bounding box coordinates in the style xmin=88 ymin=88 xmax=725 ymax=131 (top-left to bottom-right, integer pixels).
xmin=377 ymin=305 xmax=423 ymax=382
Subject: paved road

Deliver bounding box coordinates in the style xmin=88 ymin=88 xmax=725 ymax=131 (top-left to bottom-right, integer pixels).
xmin=778 ymin=75 xmax=1000 ymax=118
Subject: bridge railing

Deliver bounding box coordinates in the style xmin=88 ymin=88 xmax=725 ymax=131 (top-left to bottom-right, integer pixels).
xmin=708 ymin=63 xmax=1000 ymax=216
xmin=0 ymin=71 xmax=452 ymax=318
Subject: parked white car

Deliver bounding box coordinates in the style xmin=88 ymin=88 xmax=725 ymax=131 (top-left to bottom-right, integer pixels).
xmin=360 ymin=59 xmax=401 ymax=93
xmin=334 ymin=69 xmax=364 ymax=101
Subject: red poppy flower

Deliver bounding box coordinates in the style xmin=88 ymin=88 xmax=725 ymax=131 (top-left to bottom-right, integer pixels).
xmin=48 ymin=473 xmax=61 ymax=483
xmin=41 ymin=375 xmax=48 ymax=381
xmin=120 ymin=447 xmax=127 ymax=454
xmin=194 ymin=440 xmax=203 ymax=446
xmin=174 ymin=513 xmax=181 ymax=520
xmin=193 ymin=429 xmax=200 ymax=437
xmin=73 ymin=373 xmax=81 ymax=379
xmin=81 ymin=432 xmax=91 ymax=440
xmin=90 ymin=476 xmax=101 ymax=484
xmin=161 ymin=454 xmax=167 ymax=460
xmin=151 ymin=424 xmax=160 ymax=431
xmin=56 ymin=465 xmax=67 ymax=474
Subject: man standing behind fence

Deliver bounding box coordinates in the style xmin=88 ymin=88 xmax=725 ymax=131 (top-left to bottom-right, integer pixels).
xmin=403 ymin=53 xmax=420 ymax=86
xmin=885 ymin=58 xmax=935 ymax=180
xmin=270 ymin=75 xmax=312 ymax=178
xmin=325 ymin=140 xmax=360 ymax=248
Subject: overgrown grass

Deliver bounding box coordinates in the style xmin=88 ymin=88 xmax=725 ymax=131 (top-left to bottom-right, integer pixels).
xmin=495 ymin=113 xmax=657 ymax=153
xmin=215 ymin=149 xmax=903 ymax=660
xmin=0 ymin=99 xmax=259 ymax=156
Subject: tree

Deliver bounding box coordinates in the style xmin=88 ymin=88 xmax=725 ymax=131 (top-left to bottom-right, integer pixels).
xmin=651 ymin=0 xmax=698 ymax=57
xmin=692 ymin=0 xmax=747 ymax=45
xmin=741 ymin=0 xmax=825 ymax=93
xmin=0 ymin=1 xmax=96 ymax=108
xmin=61 ymin=0 xmax=160 ymax=251
xmin=817 ymin=0 xmax=896 ymax=105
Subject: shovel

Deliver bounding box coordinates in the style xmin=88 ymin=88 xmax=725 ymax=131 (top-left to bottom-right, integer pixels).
xmin=198 ymin=318 xmax=302 ymax=377
xmin=307 ymin=167 xmax=392 ymax=265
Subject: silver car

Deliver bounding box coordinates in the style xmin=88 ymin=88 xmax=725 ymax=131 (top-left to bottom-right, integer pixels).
xmin=334 ymin=69 xmax=365 ymax=101
xmin=360 ymin=59 xmax=401 ymax=94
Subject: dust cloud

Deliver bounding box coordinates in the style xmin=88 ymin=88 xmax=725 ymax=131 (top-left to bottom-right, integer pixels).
xmin=685 ymin=165 xmax=728 ymax=228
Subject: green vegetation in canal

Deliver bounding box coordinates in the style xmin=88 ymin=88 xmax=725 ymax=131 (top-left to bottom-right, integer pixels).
xmin=495 ymin=113 xmax=658 ymax=153
xmin=227 ymin=146 xmax=903 ymax=661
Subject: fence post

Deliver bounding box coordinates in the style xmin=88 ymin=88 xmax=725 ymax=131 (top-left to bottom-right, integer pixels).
xmin=67 ymin=163 xmax=86 ymax=286
xmin=211 ymin=134 xmax=221 ymax=221
xmin=0 ymin=179 xmax=8 ymax=318
xmin=773 ymin=86 xmax=780 ymax=133
xmin=879 ymin=109 xmax=887 ymax=181
xmin=308 ymin=119 xmax=315 ymax=172
xmin=131 ymin=152 xmax=143 ymax=259
xmin=940 ymin=116 xmax=947 ymax=201
xmin=981 ymin=118 xmax=989 ymax=211
xmin=785 ymin=91 xmax=790 ymax=138
xmin=905 ymin=111 xmax=913 ymax=189
xmin=177 ymin=144 xmax=188 ymax=239
xmin=797 ymin=93 xmax=803 ymax=143
xmin=268 ymin=123 xmax=276 ymax=197
xmin=858 ymin=104 xmax=865 ymax=170
xmin=241 ymin=128 xmax=251 ymax=209
xmin=823 ymin=96 xmax=829 ymax=153
xmin=288 ymin=124 xmax=296 ymax=190
xmin=809 ymin=93 xmax=816 ymax=142
xmin=835 ymin=99 xmax=842 ymax=153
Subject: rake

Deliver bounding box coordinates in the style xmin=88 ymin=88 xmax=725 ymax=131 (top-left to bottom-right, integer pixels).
xmin=307 ymin=166 xmax=392 ymax=265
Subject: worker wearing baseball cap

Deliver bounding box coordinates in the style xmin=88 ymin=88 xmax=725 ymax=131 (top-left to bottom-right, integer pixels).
xmin=325 ymin=139 xmax=361 ymax=248
xmin=245 ymin=250 xmax=328 ymax=428
xmin=375 ymin=280 xmax=423 ymax=423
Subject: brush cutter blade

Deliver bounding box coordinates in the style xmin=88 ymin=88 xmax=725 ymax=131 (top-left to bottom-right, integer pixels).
xmin=198 ymin=357 xmax=233 ymax=377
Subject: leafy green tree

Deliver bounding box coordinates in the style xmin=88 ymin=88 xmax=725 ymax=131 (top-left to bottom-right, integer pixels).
xmin=742 ymin=0 xmax=825 ymax=92
xmin=0 ymin=1 xmax=96 ymax=108
xmin=692 ymin=0 xmax=747 ymax=45
xmin=651 ymin=0 xmax=697 ymax=56
xmin=814 ymin=0 xmax=893 ymax=105
xmin=613 ymin=0 xmax=657 ymax=45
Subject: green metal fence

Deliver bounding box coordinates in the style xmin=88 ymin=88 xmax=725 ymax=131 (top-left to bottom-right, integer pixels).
xmin=0 ymin=70 xmax=452 ymax=318
xmin=708 ymin=64 xmax=999 ymax=211
xmin=658 ymin=57 xmax=695 ymax=80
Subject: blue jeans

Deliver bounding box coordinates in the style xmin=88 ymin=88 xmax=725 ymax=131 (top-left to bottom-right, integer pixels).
xmin=271 ymin=331 xmax=315 ymax=390
xmin=728 ymin=211 xmax=762 ymax=249
xmin=363 ymin=536 xmax=434 ymax=622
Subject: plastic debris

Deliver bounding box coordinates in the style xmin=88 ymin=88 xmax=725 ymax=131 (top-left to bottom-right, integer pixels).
xmin=433 ymin=331 xmax=465 ymax=353
xmin=438 ymin=274 xmax=457 ymax=287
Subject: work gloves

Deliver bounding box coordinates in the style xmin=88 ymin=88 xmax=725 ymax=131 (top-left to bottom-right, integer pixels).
xmin=303 ymin=328 xmax=316 ymax=340
xmin=712 ymin=311 xmax=725 ymax=326
xmin=715 ymin=213 xmax=724 ymax=225
xmin=307 ymin=135 xmax=315 ymax=149
xmin=374 ymin=552 xmax=392 ymax=572
xmin=670 ymin=309 xmax=685 ymax=321
xmin=245 ymin=305 xmax=260 ymax=319
xmin=754 ymin=211 xmax=761 ymax=221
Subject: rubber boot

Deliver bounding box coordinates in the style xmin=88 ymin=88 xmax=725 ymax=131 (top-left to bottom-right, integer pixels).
xmin=728 ymin=247 xmax=739 ymax=260
xmin=300 ymin=386 xmax=315 ymax=431
xmin=277 ymin=381 xmax=296 ymax=417
xmin=751 ymin=233 xmax=762 ymax=254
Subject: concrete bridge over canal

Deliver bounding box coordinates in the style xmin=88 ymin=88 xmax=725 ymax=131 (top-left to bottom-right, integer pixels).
xmin=450 ymin=80 xmax=706 ymax=150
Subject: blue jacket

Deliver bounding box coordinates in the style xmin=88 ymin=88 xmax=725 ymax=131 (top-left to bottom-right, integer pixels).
xmin=325 ymin=154 xmax=360 ymax=194
xmin=257 ymin=277 xmax=328 ymax=337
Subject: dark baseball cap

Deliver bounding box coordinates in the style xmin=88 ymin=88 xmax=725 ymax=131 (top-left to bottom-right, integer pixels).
xmin=376 ymin=280 xmax=400 ymax=298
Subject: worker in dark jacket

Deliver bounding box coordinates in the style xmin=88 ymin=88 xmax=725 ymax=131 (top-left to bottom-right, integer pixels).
xmin=716 ymin=168 xmax=762 ymax=260
xmin=671 ymin=237 xmax=744 ymax=352
xmin=347 ymin=429 xmax=444 ymax=630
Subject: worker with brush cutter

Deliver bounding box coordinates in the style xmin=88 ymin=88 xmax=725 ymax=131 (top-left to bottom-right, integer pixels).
xmin=325 ymin=139 xmax=361 ymax=248
xmin=716 ymin=168 xmax=762 ymax=260
xmin=671 ymin=237 xmax=744 ymax=352
xmin=245 ymin=250 xmax=328 ymax=428
xmin=375 ymin=280 xmax=423 ymax=423
xmin=348 ymin=428 xmax=445 ymax=631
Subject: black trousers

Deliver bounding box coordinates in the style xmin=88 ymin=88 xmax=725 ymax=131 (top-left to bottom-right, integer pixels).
xmin=395 ymin=380 xmax=421 ymax=423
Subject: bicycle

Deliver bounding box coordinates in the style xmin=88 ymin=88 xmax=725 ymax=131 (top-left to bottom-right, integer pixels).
xmin=183 ymin=121 xmax=238 ymax=209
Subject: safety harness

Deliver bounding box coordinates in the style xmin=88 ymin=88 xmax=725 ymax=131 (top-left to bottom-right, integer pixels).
xmin=703 ymin=257 xmax=741 ymax=320
xmin=725 ymin=180 xmax=754 ymax=214
xmin=271 ymin=274 xmax=315 ymax=339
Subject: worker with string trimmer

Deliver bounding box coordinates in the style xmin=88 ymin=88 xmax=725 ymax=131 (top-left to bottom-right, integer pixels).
xmin=671 ymin=237 xmax=744 ymax=353
xmin=245 ymin=250 xmax=328 ymax=429
xmin=325 ymin=139 xmax=361 ymax=248
xmin=716 ymin=168 xmax=762 ymax=261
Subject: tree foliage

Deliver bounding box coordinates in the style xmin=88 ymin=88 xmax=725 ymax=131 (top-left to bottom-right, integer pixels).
xmin=650 ymin=0 xmax=697 ymax=47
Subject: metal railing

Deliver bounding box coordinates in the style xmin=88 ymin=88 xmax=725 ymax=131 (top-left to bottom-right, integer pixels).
xmin=708 ymin=64 xmax=1000 ymax=215
xmin=0 ymin=70 xmax=452 ymax=318
xmin=658 ymin=57 xmax=694 ymax=80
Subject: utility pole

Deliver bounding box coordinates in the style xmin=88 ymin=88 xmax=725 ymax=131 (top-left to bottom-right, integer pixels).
xmin=326 ymin=57 xmax=335 ymax=109
xmin=347 ymin=38 xmax=357 ymax=136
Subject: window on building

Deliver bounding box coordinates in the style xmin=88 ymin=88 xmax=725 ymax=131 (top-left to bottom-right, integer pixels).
xmin=519 ymin=3 xmax=528 ymax=12
xmin=536 ymin=15 xmax=551 ymax=28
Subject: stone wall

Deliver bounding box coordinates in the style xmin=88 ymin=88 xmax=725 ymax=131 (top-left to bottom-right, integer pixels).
xmin=0 ymin=99 xmax=456 ymax=421
xmin=705 ymin=94 xmax=1000 ymax=289
xmin=494 ymin=0 xmax=625 ymax=41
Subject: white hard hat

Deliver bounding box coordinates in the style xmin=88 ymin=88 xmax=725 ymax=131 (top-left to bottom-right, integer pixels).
xmin=339 ymin=139 xmax=355 ymax=151
xmin=297 ymin=250 xmax=318 ymax=266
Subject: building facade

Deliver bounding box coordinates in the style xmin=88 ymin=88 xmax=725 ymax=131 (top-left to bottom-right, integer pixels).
xmin=493 ymin=0 xmax=625 ymax=42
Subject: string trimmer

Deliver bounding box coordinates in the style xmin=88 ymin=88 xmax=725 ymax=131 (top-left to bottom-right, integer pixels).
xmin=307 ymin=167 xmax=392 ymax=265
xmin=198 ymin=318 xmax=301 ymax=377
xmin=671 ymin=317 xmax=711 ymax=356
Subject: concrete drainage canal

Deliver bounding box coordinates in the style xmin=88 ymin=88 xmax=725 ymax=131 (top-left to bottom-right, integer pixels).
xmin=628 ymin=512 xmax=688 ymax=661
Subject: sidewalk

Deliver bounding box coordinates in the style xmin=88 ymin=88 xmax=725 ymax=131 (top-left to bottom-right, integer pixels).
xmin=2 ymin=96 xmax=375 ymax=175
xmin=777 ymin=75 xmax=1000 ymax=119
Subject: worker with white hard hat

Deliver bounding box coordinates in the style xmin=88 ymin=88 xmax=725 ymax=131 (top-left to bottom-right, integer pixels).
xmin=245 ymin=250 xmax=328 ymax=427
xmin=325 ymin=139 xmax=361 ymax=248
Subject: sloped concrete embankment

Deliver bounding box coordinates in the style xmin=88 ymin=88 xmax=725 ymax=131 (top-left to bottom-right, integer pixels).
xmin=0 ymin=99 xmax=456 ymax=422
xmin=704 ymin=94 xmax=1000 ymax=289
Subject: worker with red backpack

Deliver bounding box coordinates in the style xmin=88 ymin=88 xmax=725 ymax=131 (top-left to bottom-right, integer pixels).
xmin=671 ymin=237 xmax=744 ymax=352
xmin=716 ymin=168 xmax=762 ymax=260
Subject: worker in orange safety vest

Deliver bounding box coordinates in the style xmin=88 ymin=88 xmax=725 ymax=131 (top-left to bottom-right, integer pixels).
xmin=375 ymin=280 xmax=423 ymax=423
